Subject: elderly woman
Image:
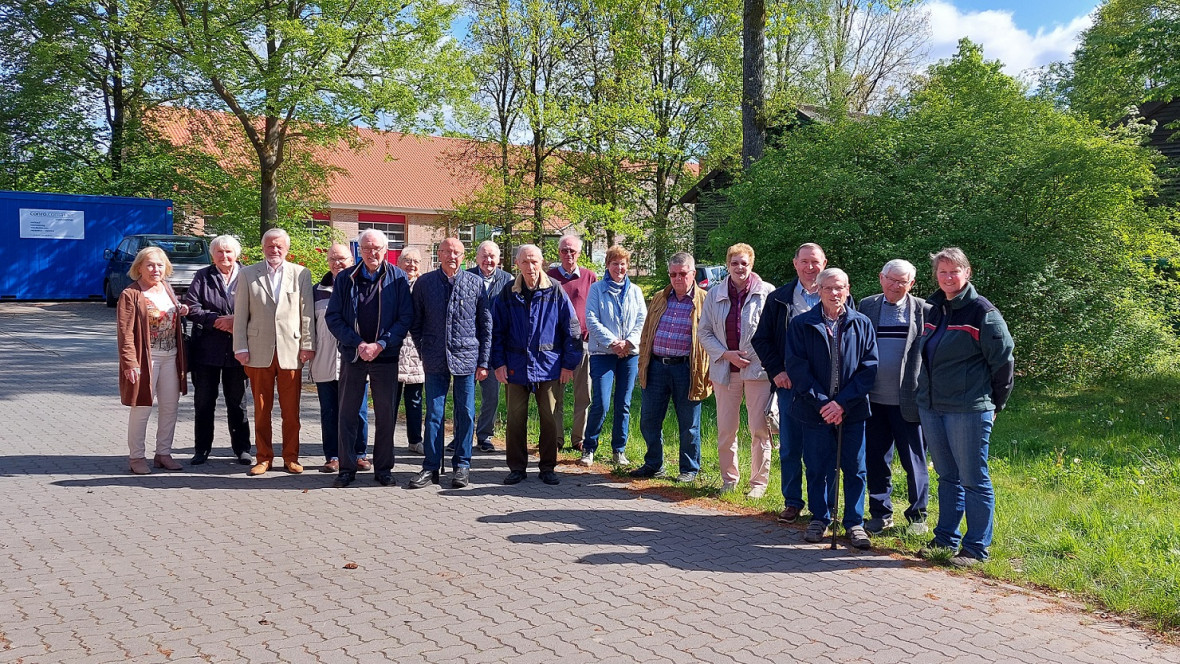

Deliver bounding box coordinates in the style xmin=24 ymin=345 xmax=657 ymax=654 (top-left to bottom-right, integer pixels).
xmin=118 ymin=246 xmax=189 ymax=474
xmin=698 ymin=243 xmax=775 ymax=497
xmin=785 ymin=268 xmax=877 ymax=549
xmin=183 ymin=235 xmax=252 ymax=465
xmin=397 ymin=248 xmax=426 ymax=455
xmin=579 ymin=245 xmax=646 ymax=467
xmin=916 ymin=248 xmax=1014 ymax=567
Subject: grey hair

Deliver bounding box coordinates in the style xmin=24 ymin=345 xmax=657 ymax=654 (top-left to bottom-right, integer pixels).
xmin=881 ymin=259 xmax=916 ymax=281
xmin=476 ymin=240 xmax=500 ymax=257
xmin=399 ymin=246 xmax=423 ymax=261
xmin=514 ymin=243 xmax=542 ymax=261
xmin=358 ymin=228 xmax=389 ymax=247
xmin=209 ymin=234 xmax=242 ymax=256
xmin=557 ymin=234 xmax=582 ymax=250
xmin=261 ymin=228 xmax=290 ymax=246
xmin=816 ymin=267 xmax=849 ymax=289
xmin=930 ymin=247 xmax=971 ymax=273
xmin=668 ymin=251 xmax=695 ymax=269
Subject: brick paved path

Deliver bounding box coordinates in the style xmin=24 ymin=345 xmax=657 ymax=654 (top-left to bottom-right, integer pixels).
xmin=2 ymin=302 xmax=1177 ymax=663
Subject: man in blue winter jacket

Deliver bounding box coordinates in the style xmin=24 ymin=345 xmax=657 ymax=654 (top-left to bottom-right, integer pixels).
xmin=491 ymin=244 xmax=584 ymax=486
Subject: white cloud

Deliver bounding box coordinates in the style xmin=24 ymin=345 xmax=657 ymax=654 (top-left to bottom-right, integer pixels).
xmin=924 ymin=1 xmax=1094 ymax=78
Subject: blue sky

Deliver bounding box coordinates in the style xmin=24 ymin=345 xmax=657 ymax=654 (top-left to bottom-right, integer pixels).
xmin=926 ymin=0 xmax=1102 ymax=77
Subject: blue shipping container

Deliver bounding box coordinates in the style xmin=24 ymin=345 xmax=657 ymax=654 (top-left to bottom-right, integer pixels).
xmin=0 ymin=191 xmax=173 ymax=300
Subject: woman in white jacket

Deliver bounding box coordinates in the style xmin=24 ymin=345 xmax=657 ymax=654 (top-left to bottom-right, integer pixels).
xmin=698 ymin=243 xmax=775 ymax=497
xmin=579 ymin=245 xmax=647 ymax=467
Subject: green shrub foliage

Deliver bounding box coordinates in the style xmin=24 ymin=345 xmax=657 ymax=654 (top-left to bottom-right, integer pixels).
xmin=712 ymin=40 xmax=1180 ymax=382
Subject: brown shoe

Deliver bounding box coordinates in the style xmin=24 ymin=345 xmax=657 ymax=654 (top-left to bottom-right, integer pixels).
xmin=248 ymin=461 xmax=271 ymax=476
xmin=321 ymin=459 xmax=339 ymax=473
xmin=356 ymin=458 xmax=372 ymax=471
xmin=778 ymin=505 xmax=802 ymax=523
xmin=129 ymin=458 xmax=151 ymax=475
xmin=284 ymin=461 xmax=304 ymax=474
xmin=153 ymin=454 xmax=183 ymax=471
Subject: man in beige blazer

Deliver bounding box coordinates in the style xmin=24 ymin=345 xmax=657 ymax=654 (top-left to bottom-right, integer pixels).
xmin=233 ymin=228 xmax=316 ymax=475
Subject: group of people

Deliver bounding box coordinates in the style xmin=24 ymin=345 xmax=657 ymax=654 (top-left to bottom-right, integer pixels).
xmin=115 ymin=231 xmax=1013 ymax=563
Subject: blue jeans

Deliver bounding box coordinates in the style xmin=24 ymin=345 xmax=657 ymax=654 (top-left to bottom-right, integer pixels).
xmin=865 ymin=403 xmax=929 ymax=523
xmin=316 ymin=380 xmax=368 ymax=461
xmin=638 ymin=360 xmax=701 ymax=474
xmin=583 ymin=354 xmax=639 ymax=454
xmin=776 ymin=388 xmax=805 ymax=509
xmin=800 ymin=419 xmax=867 ymax=529
xmin=920 ymin=408 xmax=995 ymax=560
xmin=423 ymin=372 xmax=475 ymax=471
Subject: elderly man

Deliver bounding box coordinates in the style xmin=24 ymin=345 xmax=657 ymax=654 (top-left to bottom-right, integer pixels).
xmin=751 ymin=242 xmax=835 ymax=522
xmin=859 ymin=259 xmax=931 ymax=535
xmin=547 ymin=234 xmax=597 ymax=450
xmin=407 ymin=238 xmax=492 ymax=490
xmin=396 ymin=248 xmax=426 ymax=455
xmin=492 ymin=245 xmax=582 ymax=486
xmin=630 ymin=252 xmax=712 ymax=482
xmin=311 ymin=243 xmax=371 ymax=474
xmin=467 ymin=240 xmax=514 ymax=454
xmin=325 ymin=229 xmax=413 ymax=487
xmin=785 ymin=268 xmax=877 ymax=549
xmin=233 ymin=228 xmax=315 ymax=476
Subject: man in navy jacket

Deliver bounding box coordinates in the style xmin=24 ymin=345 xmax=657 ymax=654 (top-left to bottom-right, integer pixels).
xmin=491 ymin=244 xmax=583 ymax=486
xmin=324 ymin=229 xmax=413 ymax=487
xmin=785 ymin=267 xmax=877 ymax=550
xmin=407 ymin=238 xmax=492 ymax=490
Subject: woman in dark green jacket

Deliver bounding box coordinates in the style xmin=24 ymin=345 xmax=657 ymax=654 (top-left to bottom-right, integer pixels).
xmin=915 ymin=248 xmax=1014 ymax=567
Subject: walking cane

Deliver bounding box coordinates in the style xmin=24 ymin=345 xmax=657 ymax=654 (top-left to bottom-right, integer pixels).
xmin=830 ymin=420 xmax=843 ymax=550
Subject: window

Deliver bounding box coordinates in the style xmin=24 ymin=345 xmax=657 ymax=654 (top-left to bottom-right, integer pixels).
xmin=458 ymin=224 xmax=475 ymax=244
xmin=306 ymin=210 xmax=330 ymax=230
xmin=357 ymin=212 xmax=407 ymax=248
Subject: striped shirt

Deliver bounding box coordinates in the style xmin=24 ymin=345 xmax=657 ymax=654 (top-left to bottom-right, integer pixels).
xmin=652 ymin=289 xmax=696 ymax=357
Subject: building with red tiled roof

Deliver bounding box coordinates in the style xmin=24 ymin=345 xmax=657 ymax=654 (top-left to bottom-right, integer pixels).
xmin=153 ymin=107 xmax=572 ymax=265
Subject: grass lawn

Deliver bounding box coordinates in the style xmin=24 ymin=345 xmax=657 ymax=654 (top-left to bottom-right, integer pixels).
xmin=485 ymin=369 xmax=1180 ymax=631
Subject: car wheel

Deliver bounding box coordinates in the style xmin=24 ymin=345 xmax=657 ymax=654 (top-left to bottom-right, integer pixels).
xmin=105 ymin=280 xmax=117 ymax=307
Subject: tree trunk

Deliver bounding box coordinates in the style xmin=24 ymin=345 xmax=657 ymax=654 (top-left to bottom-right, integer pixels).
xmin=742 ymin=0 xmax=766 ymax=168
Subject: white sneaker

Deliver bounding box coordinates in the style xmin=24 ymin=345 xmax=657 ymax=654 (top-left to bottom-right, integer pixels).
xmin=409 ymin=442 xmax=424 ymax=455
xmin=907 ymin=522 xmax=930 ymax=536
xmin=611 ymin=452 xmax=630 ymax=465
xmin=578 ymin=451 xmax=594 ymax=467
xmin=720 ymin=481 xmax=737 ymax=494
xmin=746 ymin=486 xmax=766 ymax=499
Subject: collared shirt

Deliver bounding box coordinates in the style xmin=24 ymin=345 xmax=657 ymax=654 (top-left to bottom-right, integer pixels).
xmin=480 ymin=269 xmax=495 ymax=293
xmin=652 ymin=287 xmax=696 ymax=357
xmin=794 ymin=280 xmax=820 ymax=313
xmin=557 ymin=264 xmax=581 ymax=280
xmin=266 ymin=261 xmax=285 ymax=302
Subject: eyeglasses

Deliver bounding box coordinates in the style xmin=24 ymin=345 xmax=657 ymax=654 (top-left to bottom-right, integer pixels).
xmin=882 ymin=275 xmax=911 ymax=287
xmin=559 ymin=248 xmax=579 ymax=254
xmin=328 ymin=257 xmax=350 ymax=264
xmin=668 ymin=271 xmax=691 ymax=278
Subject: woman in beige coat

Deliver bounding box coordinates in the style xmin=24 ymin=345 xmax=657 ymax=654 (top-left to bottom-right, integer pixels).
xmin=117 ymin=247 xmax=189 ymax=474
xmin=698 ymin=243 xmax=775 ymax=497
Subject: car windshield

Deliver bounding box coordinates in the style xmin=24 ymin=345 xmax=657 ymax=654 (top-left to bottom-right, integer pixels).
xmin=147 ymin=238 xmax=208 ymax=264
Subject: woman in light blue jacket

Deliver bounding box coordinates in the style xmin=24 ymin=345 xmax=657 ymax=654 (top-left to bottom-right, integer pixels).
xmin=579 ymin=245 xmax=647 ymax=467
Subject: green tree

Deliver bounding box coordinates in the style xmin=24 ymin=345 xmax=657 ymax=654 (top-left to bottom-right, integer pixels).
xmin=149 ymin=0 xmax=467 ymax=238
xmin=715 ymin=39 xmax=1180 ymax=381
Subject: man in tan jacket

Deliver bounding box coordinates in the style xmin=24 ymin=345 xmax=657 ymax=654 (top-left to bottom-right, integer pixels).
xmin=233 ymin=228 xmax=315 ymax=475
xmin=631 ymin=251 xmax=712 ymax=483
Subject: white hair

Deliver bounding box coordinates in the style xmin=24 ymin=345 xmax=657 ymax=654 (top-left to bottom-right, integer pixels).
xmin=558 ymin=234 xmax=582 ymax=250
xmin=261 ymin=228 xmax=290 ymax=246
xmin=476 ymin=240 xmax=500 ymax=257
xmin=881 ymin=259 xmax=916 ymax=281
xmin=400 ymin=246 xmax=423 ymax=261
xmin=816 ymin=267 xmax=849 ymax=289
xmin=209 ymin=234 xmax=241 ymax=256
xmin=358 ymin=228 xmax=389 ymax=246
xmin=514 ymin=244 xmax=542 ymax=261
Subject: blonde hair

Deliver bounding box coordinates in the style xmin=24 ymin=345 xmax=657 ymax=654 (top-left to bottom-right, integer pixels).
xmin=727 ymin=243 xmax=755 ymax=264
xmin=128 ymin=246 xmax=173 ymax=280
xmin=604 ymin=245 xmax=631 ymax=265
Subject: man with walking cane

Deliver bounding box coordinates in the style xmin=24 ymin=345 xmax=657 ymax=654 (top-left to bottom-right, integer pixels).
xmin=784 ymin=268 xmax=878 ymax=549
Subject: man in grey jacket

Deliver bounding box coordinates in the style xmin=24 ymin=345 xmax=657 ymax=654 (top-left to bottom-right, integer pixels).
xmin=467 ymin=240 xmax=514 ymax=454
xmin=858 ymin=259 xmax=931 ymax=535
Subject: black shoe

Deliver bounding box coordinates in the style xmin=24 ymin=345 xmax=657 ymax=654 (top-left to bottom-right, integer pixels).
xmin=477 ymin=441 xmax=496 ymax=453
xmin=190 ymin=453 xmax=209 ymax=466
xmin=332 ymin=472 xmax=355 ymax=488
xmin=503 ymin=470 xmax=526 ymax=485
xmin=539 ymin=470 xmax=560 ymax=485
xmin=374 ymin=472 xmax=393 ymax=486
xmin=628 ymin=465 xmax=665 ymax=478
xmin=406 ymin=469 xmax=440 ymax=489
xmin=452 ymin=468 xmax=470 ymax=488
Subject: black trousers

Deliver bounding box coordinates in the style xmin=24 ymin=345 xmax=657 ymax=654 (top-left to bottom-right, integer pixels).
xmin=395 ymin=382 xmax=423 ymax=446
xmin=865 ymin=402 xmax=929 ymax=522
xmin=339 ymin=360 xmax=399 ymax=474
xmin=190 ymin=363 xmax=251 ymax=456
